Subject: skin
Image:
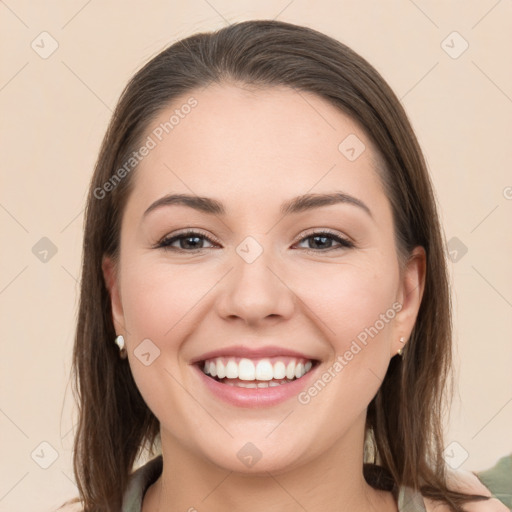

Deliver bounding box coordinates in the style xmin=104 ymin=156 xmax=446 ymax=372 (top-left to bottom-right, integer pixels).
xmin=103 ymin=83 xmax=427 ymax=512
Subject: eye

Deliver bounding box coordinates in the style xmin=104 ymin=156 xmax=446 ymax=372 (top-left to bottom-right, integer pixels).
xmin=155 ymin=230 xmax=219 ymax=252
xmin=154 ymin=229 xmax=355 ymax=253
xmin=294 ymin=230 xmax=355 ymax=252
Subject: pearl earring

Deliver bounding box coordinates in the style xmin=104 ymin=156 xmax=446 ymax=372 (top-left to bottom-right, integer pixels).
xmin=397 ymin=336 xmax=405 ymax=356
xmin=115 ymin=335 xmax=128 ymax=359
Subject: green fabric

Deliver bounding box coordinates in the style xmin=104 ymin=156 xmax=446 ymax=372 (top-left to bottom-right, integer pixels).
xmin=476 ymin=454 xmax=512 ymax=509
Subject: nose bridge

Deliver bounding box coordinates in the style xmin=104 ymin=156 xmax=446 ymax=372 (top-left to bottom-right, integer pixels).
xmin=215 ymin=234 xmax=294 ymax=324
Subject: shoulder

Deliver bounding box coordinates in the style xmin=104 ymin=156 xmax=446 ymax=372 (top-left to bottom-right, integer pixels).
xmin=55 ymin=498 xmax=83 ymax=512
xmin=423 ymin=469 xmax=509 ymax=512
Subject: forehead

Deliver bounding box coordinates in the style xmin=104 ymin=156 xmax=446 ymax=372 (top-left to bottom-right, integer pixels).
xmin=128 ymin=83 xmax=387 ymax=216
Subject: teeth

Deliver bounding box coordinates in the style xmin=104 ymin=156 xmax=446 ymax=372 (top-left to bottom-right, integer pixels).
xmin=225 ymin=360 xmax=238 ymax=379
xmin=286 ymin=361 xmax=296 ymax=380
xmin=273 ymin=361 xmax=286 ymax=379
xmin=219 ymin=379 xmax=293 ymax=388
xmin=201 ymin=356 xmax=315 ymax=382
xmin=239 ymin=358 xmax=256 ymax=380
xmin=238 ymin=381 xmax=257 ymax=388
xmin=255 ymin=360 xmax=274 ymax=380
xmin=217 ymin=360 xmax=226 ymax=379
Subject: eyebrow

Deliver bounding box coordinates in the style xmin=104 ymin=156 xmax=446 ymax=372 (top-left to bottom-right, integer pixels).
xmin=143 ymin=191 xmax=373 ymax=219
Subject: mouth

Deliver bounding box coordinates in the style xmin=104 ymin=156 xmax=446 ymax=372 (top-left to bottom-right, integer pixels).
xmin=197 ymin=356 xmax=318 ymax=388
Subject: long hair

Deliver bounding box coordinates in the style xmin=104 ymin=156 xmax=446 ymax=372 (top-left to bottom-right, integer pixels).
xmin=68 ymin=20 xmax=488 ymax=510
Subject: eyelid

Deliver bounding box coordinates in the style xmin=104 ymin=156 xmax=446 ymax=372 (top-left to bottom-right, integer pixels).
xmin=155 ymin=227 xmax=355 ymax=252
xmin=180 ymin=228 xmax=221 ymax=245
xmin=294 ymin=227 xmax=354 ymax=245
xmin=153 ymin=228 xmax=222 ymax=250
xmin=294 ymin=228 xmax=357 ymax=254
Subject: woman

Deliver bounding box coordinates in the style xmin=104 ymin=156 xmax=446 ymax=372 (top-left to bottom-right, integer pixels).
xmin=60 ymin=20 xmax=507 ymax=511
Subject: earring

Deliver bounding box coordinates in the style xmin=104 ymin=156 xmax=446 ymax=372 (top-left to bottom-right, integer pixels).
xmin=397 ymin=336 xmax=405 ymax=356
xmin=115 ymin=335 xmax=128 ymax=359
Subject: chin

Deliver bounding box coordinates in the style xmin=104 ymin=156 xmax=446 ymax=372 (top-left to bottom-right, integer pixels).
xmin=193 ymin=434 xmax=314 ymax=476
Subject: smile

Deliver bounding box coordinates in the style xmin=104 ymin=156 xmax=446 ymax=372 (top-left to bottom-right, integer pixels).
xmin=201 ymin=356 xmax=315 ymax=387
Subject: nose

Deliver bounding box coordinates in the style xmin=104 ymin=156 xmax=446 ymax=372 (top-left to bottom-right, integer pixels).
xmin=215 ymin=242 xmax=296 ymax=327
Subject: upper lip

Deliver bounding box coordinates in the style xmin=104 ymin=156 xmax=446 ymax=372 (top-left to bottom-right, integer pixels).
xmin=190 ymin=345 xmax=318 ymax=365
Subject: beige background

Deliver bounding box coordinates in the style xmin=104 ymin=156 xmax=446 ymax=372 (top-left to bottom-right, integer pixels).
xmin=1 ymin=1 xmax=511 ymax=510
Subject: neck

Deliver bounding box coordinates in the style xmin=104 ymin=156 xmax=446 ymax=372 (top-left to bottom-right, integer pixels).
xmin=143 ymin=414 xmax=397 ymax=512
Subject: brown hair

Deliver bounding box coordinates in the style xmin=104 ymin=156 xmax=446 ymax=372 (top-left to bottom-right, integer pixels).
xmin=67 ymin=20 xmax=488 ymax=511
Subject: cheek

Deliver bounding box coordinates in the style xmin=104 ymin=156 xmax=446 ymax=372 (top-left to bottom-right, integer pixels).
xmin=118 ymin=259 xmax=223 ymax=418
xmin=292 ymin=261 xmax=399 ymax=424
xmin=290 ymin=256 xmax=399 ymax=352
xmin=120 ymin=259 xmax=215 ymax=340
xmin=119 ymin=261 xmax=210 ymax=432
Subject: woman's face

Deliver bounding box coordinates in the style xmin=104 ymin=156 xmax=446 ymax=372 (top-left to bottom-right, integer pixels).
xmin=103 ymin=84 xmax=425 ymax=473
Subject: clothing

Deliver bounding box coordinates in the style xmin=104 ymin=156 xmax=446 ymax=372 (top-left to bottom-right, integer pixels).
xmin=475 ymin=454 xmax=512 ymax=509
xmin=122 ymin=455 xmax=163 ymax=512
xmin=121 ymin=454 xmax=428 ymax=511
xmin=121 ymin=454 xmax=512 ymax=511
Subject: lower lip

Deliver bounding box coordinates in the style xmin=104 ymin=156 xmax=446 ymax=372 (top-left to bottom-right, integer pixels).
xmin=192 ymin=363 xmax=319 ymax=408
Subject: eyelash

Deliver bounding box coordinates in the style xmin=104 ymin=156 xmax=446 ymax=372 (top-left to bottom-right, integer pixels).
xmin=154 ymin=229 xmax=355 ymax=253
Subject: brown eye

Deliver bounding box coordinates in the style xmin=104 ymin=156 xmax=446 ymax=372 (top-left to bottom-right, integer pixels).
xmin=295 ymin=231 xmax=354 ymax=251
xmin=157 ymin=231 xmax=218 ymax=252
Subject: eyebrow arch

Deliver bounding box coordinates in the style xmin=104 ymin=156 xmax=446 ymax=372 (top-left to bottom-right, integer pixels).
xmin=280 ymin=192 xmax=372 ymax=219
xmin=143 ymin=191 xmax=372 ymax=219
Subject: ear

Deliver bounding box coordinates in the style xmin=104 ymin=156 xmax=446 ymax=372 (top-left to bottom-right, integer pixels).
xmin=102 ymin=255 xmax=126 ymax=334
xmin=391 ymin=246 xmax=426 ymax=356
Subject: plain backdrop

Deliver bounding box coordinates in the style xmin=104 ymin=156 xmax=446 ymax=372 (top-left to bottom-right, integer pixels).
xmin=0 ymin=1 xmax=511 ymax=510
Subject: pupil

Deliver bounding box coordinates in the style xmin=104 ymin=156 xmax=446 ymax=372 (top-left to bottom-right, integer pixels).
xmin=182 ymin=236 xmax=202 ymax=249
xmin=312 ymin=235 xmax=330 ymax=249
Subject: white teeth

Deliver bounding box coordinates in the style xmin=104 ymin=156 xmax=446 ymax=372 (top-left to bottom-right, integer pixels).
xmin=201 ymin=356 xmax=315 ymax=382
xmin=225 ymin=360 xmax=238 ymax=379
xmin=216 ymin=360 xmax=226 ymax=379
xmin=238 ymin=381 xmax=257 ymax=388
xmin=221 ymin=379 xmax=293 ymax=388
xmin=286 ymin=361 xmax=296 ymax=380
xmin=239 ymin=358 xmax=256 ymax=380
xmin=255 ymin=359 xmax=274 ymax=380
xmin=273 ymin=361 xmax=286 ymax=379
